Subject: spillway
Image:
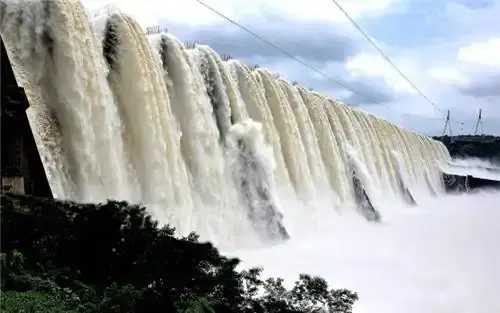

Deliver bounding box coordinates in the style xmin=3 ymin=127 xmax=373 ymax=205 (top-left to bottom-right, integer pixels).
xmin=0 ymin=0 xmax=451 ymax=246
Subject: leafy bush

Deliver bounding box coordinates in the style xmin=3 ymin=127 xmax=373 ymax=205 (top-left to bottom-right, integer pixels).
xmin=0 ymin=193 xmax=358 ymax=313
xmin=1 ymin=291 xmax=77 ymax=313
xmin=433 ymin=135 xmax=500 ymax=162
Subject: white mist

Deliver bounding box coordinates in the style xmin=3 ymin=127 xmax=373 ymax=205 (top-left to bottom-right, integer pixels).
xmin=231 ymin=190 xmax=500 ymax=313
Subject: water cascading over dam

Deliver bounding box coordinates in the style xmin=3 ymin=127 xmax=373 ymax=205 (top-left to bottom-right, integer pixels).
xmin=0 ymin=0 xmax=451 ymax=246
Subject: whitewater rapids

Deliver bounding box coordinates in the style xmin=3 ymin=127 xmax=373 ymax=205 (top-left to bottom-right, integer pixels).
xmin=233 ymin=190 xmax=500 ymax=313
xmin=2 ymin=1 xmax=500 ymax=312
xmin=2 ymin=0 xmax=450 ymax=247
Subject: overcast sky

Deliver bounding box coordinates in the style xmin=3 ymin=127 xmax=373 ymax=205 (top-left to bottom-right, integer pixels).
xmin=83 ymin=0 xmax=500 ymax=136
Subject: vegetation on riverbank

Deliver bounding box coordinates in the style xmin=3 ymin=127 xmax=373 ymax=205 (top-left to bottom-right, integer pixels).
xmin=433 ymin=135 xmax=500 ymax=162
xmin=0 ymin=192 xmax=358 ymax=313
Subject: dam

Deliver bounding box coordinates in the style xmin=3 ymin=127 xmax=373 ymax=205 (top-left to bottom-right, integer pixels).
xmin=0 ymin=0 xmax=451 ymax=245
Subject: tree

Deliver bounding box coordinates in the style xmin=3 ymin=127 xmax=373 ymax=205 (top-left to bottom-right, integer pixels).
xmin=1 ymin=193 xmax=358 ymax=313
xmin=433 ymin=135 xmax=500 ymax=162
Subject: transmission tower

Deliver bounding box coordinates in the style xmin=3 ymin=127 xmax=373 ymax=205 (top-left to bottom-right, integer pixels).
xmin=442 ymin=110 xmax=452 ymax=136
xmin=473 ymin=108 xmax=484 ymax=135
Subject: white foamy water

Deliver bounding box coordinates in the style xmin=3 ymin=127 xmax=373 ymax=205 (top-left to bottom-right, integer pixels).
xmin=232 ymin=190 xmax=500 ymax=313
xmin=0 ymin=1 xmax=454 ymax=245
xmin=442 ymin=157 xmax=500 ymax=182
xmin=2 ymin=1 xmax=500 ymax=312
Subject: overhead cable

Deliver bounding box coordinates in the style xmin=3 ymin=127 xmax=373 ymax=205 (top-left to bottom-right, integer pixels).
xmin=195 ymin=0 xmax=386 ymax=104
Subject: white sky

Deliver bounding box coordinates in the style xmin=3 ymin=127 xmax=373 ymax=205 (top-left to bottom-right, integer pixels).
xmin=82 ymin=0 xmax=396 ymax=26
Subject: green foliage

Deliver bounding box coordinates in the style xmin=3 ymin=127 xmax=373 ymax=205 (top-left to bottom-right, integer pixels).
xmin=0 ymin=193 xmax=358 ymax=313
xmin=239 ymin=269 xmax=358 ymax=313
xmin=433 ymin=135 xmax=500 ymax=162
xmin=1 ymin=291 xmax=77 ymax=313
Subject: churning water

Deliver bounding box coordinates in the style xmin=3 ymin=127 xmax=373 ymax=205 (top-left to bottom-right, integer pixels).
xmin=233 ymin=190 xmax=500 ymax=313
xmin=2 ymin=1 xmax=498 ymax=312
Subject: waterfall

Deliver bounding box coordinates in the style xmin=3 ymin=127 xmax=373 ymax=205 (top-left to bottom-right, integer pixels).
xmin=1 ymin=0 xmax=451 ymax=246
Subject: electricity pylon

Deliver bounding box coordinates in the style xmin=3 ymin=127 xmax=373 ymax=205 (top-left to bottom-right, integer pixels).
xmin=442 ymin=110 xmax=452 ymax=136
xmin=473 ymin=109 xmax=484 ymax=135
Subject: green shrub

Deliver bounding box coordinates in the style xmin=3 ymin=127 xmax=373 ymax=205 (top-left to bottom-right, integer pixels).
xmin=0 ymin=193 xmax=358 ymax=313
xmin=1 ymin=291 xmax=78 ymax=313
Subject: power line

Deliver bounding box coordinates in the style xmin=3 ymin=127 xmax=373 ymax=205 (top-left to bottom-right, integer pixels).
xmin=329 ymin=0 xmax=444 ymax=113
xmin=194 ymin=0 xmax=384 ymax=104
xmin=331 ymin=0 xmax=469 ymax=131
xmin=194 ymin=0 xmax=464 ymax=131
